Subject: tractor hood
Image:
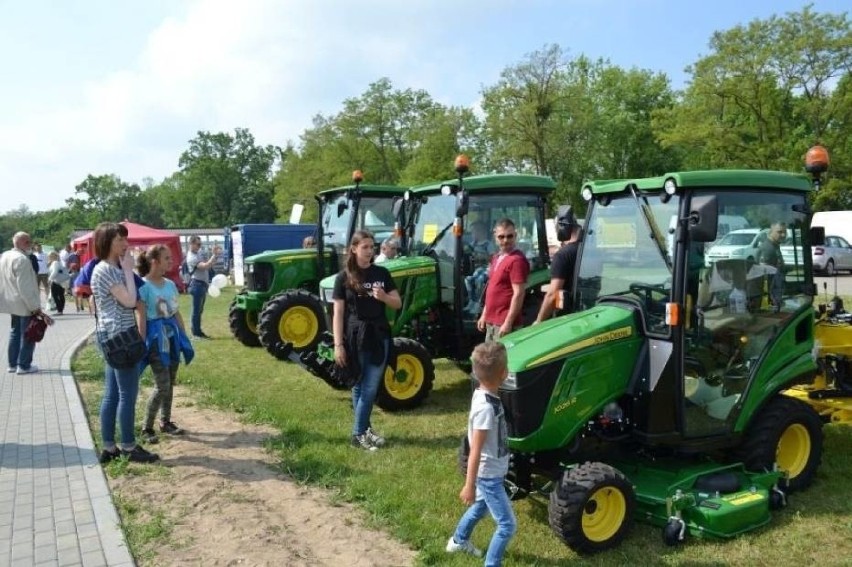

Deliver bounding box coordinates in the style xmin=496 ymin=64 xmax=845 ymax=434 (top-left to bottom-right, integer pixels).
xmin=502 ymin=304 xmax=637 ymax=372
xmin=318 ymin=255 xmax=437 ymax=303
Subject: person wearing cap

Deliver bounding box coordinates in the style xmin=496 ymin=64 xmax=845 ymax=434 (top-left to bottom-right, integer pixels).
xmin=535 ymin=207 xmax=583 ymax=324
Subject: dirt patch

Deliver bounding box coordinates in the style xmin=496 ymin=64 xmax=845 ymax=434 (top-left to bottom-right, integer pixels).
xmin=107 ymin=387 xmax=417 ymax=567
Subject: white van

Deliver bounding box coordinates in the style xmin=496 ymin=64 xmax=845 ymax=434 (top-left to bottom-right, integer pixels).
xmin=811 ymin=211 xmax=852 ymax=243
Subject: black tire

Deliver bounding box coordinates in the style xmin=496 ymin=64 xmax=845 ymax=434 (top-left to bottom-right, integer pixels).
xmin=662 ymin=518 xmax=686 ymax=547
xmin=376 ymin=338 xmax=435 ymax=411
xmin=548 ymin=462 xmax=635 ymax=554
xmin=825 ymin=259 xmax=835 ymax=276
xmin=735 ymin=396 xmax=823 ymax=492
xmin=258 ymin=290 xmax=327 ymax=360
xmin=228 ymin=298 xmax=261 ymax=347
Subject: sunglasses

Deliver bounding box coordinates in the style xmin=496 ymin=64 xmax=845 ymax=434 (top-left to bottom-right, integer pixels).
xmin=496 ymin=233 xmax=516 ymax=240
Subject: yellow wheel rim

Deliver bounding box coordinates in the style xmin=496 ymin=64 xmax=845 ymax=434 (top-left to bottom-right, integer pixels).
xmin=383 ymin=352 xmax=424 ymax=401
xmin=279 ymin=306 xmax=319 ymax=349
xmin=582 ymin=486 xmax=627 ymax=543
xmin=776 ymin=423 xmax=811 ymax=480
xmin=246 ymin=310 xmax=259 ymax=335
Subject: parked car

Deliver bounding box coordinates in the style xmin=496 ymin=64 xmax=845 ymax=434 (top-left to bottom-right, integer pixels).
xmin=811 ymin=235 xmax=852 ymax=275
xmin=704 ymin=228 xmax=766 ymax=266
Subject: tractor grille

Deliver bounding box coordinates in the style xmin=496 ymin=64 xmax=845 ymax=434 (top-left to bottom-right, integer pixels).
xmin=499 ymin=361 xmax=561 ymax=438
xmin=245 ymin=263 xmax=274 ymax=293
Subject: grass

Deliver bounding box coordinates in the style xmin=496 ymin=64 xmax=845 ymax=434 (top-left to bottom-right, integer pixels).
xmin=72 ymin=288 xmax=852 ymax=566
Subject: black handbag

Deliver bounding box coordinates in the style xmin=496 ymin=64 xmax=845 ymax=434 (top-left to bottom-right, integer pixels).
xmin=96 ymin=313 xmax=146 ymax=370
xmin=100 ymin=327 xmax=146 ymax=369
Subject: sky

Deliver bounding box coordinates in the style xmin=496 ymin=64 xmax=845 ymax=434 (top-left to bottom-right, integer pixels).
xmin=0 ymin=0 xmax=846 ymax=214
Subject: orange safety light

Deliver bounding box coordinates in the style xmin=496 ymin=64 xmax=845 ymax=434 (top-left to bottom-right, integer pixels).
xmin=454 ymin=154 xmax=470 ymax=174
xmin=665 ymin=302 xmax=680 ymax=326
xmin=452 ymin=217 xmax=463 ymax=237
xmin=805 ymin=145 xmax=830 ymax=175
xmin=393 ymin=222 xmax=403 ymax=238
xmin=352 ymin=170 xmax=364 ymax=183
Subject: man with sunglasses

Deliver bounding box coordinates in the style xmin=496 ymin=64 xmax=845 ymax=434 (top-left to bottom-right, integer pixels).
xmin=477 ymin=219 xmax=530 ymax=341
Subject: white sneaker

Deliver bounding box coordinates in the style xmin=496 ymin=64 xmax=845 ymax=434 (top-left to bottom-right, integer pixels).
xmin=365 ymin=427 xmax=386 ymax=447
xmin=6 ymin=366 xmax=16 ymax=373
xmin=17 ymin=365 xmax=39 ymax=375
xmin=446 ymin=536 xmax=482 ymax=558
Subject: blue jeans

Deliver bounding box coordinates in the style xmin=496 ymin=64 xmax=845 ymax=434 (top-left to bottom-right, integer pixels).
xmin=188 ymin=280 xmax=208 ymax=335
xmin=452 ymin=476 xmax=517 ymax=567
xmin=8 ymin=315 xmax=36 ymax=370
xmin=351 ymin=339 xmax=389 ymax=436
xmin=99 ymin=361 xmax=141 ymax=449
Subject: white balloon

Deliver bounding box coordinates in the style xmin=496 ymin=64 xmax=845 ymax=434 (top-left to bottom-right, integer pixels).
xmin=211 ymin=274 xmax=228 ymax=289
xmin=207 ymin=285 xmax=221 ymax=298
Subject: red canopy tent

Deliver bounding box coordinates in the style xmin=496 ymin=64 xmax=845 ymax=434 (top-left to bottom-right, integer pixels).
xmin=72 ymin=221 xmax=185 ymax=291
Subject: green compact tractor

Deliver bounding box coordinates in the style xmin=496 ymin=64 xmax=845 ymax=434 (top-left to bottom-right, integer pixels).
xmin=488 ymin=155 xmax=832 ymax=553
xmin=296 ymin=159 xmax=558 ymax=410
xmin=228 ymin=174 xmax=406 ymax=358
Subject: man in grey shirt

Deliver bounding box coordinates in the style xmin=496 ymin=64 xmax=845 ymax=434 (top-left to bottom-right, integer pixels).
xmin=185 ymin=235 xmax=219 ymax=338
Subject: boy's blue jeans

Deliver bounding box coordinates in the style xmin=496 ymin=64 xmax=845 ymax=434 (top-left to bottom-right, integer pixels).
xmin=453 ymin=476 xmax=517 ymax=567
xmin=351 ymin=339 xmax=389 ymax=436
xmin=99 ymin=361 xmax=141 ymax=449
xmin=8 ymin=315 xmax=36 ymax=370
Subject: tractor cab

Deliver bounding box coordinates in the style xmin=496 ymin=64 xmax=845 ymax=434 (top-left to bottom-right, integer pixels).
xmin=496 ymin=156 xmax=830 ymax=553
xmin=231 ymin=172 xmax=406 ymax=358
xmin=402 ymin=162 xmax=555 ymax=354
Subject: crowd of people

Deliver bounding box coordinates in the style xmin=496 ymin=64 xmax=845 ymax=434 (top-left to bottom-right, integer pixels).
xmin=1 ymin=214 xmax=581 ymax=566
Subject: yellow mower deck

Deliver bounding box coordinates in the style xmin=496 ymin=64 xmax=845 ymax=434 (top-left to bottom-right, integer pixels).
xmin=783 ymin=319 xmax=852 ymax=425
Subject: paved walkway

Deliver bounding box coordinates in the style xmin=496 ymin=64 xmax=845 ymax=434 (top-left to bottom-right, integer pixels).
xmin=0 ymin=309 xmax=134 ymax=566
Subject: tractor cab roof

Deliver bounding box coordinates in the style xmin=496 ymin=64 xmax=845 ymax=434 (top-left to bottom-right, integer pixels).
xmin=316 ymin=184 xmax=406 ymax=200
xmin=583 ymin=170 xmax=814 ymax=197
xmin=411 ymin=173 xmax=556 ymax=196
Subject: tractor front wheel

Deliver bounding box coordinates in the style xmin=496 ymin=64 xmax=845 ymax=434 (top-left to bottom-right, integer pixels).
xmin=736 ymin=396 xmax=823 ymax=492
xmin=228 ymin=298 xmax=261 ymax=347
xmin=258 ymin=290 xmax=327 ymax=360
xmin=548 ymin=462 xmax=635 ymax=553
xmin=376 ymin=338 xmax=435 ymax=411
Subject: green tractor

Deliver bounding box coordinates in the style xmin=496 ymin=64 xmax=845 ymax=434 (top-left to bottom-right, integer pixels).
xmin=487 ymin=155 xmax=832 ymax=552
xmin=297 ymin=159 xmax=558 ymax=410
xmin=228 ymin=174 xmax=406 ymax=359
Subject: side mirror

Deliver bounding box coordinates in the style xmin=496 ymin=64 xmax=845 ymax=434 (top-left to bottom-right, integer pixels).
xmin=688 ymin=195 xmax=718 ymax=243
xmin=810 ymin=226 xmax=825 ymax=246
xmin=391 ymin=197 xmax=404 ymax=221
xmin=456 ymin=189 xmax=469 ymax=217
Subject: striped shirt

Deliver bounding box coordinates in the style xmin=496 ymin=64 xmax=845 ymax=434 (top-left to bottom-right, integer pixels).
xmin=91 ymin=262 xmax=137 ymax=336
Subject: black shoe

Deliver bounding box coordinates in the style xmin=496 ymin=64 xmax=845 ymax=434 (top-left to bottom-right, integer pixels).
xmin=99 ymin=448 xmax=120 ymax=464
xmin=160 ymin=421 xmax=184 ymax=435
xmin=121 ymin=445 xmax=160 ymax=463
xmin=192 ymin=332 xmax=211 ymax=340
xmin=141 ymin=428 xmax=159 ymax=444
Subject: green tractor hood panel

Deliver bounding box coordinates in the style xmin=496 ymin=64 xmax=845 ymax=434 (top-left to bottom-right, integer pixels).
xmin=504 ymin=305 xmax=638 ymax=372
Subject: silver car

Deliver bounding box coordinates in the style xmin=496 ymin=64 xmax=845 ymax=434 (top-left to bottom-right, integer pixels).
xmin=812 ymin=235 xmax=852 ymax=275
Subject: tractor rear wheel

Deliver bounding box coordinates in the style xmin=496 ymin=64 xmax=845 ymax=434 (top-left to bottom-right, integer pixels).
xmin=548 ymin=462 xmax=635 ymax=553
xmin=228 ymin=297 xmax=261 ymax=347
xmin=376 ymin=338 xmax=434 ymax=411
xmin=736 ymin=396 xmax=823 ymax=492
xmin=258 ymin=290 xmax=327 ymax=360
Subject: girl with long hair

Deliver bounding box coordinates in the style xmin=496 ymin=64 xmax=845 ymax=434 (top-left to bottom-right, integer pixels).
xmin=332 ymin=230 xmax=401 ymax=450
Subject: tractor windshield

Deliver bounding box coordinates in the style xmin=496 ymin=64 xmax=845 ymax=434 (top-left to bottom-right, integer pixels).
xmin=321 ymin=194 xmax=397 ymax=252
xmin=575 ymin=194 xmax=678 ymax=329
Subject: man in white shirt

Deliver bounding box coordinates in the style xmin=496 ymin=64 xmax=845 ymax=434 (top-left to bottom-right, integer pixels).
xmin=34 ymin=243 xmax=49 ymax=297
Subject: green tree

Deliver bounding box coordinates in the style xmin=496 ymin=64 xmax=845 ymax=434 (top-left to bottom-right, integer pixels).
xmin=65 ymin=174 xmax=144 ymax=226
xmin=177 ymin=128 xmax=279 ymax=227
xmin=653 ymin=5 xmax=851 ymax=180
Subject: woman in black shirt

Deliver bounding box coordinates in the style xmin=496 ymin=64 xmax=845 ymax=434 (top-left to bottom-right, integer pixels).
xmin=332 ymin=230 xmax=401 ymax=451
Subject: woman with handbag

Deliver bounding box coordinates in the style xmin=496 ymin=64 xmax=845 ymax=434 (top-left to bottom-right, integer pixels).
xmin=90 ymin=222 xmax=159 ymax=464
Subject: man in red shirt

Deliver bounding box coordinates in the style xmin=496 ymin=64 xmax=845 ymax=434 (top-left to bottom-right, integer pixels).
xmin=477 ymin=218 xmax=530 ymax=341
